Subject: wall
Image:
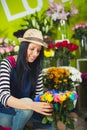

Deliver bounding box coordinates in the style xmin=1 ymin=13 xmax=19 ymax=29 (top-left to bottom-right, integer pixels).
xmin=0 ymin=0 xmax=49 ymax=40
xmin=0 ymin=0 xmax=87 ymax=41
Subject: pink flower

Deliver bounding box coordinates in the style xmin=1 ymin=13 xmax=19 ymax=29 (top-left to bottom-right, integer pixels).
xmin=0 ymin=47 xmax=5 ymax=54
xmin=72 ymin=23 xmax=87 ymax=30
xmin=5 ymin=46 xmax=14 ymax=53
xmin=46 ymin=1 xmax=78 ymax=21
xmin=70 ymin=5 xmax=78 ymax=16
xmin=54 ymin=93 xmax=67 ymax=103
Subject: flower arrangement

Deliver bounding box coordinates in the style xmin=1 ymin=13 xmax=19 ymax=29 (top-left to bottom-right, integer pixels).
xmin=46 ymin=0 xmax=78 ymax=23
xmin=81 ymin=72 xmax=87 ymax=86
xmin=46 ymin=0 xmax=78 ymax=39
xmin=44 ymin=40 xmax=78 ymax=66
xmin=0 ymin=38 xmax=19 ymax=62
xmin=34 ymin=67 xmax=80 ymax=130
xmin=72 ymin=22 xmax=87 ymax=41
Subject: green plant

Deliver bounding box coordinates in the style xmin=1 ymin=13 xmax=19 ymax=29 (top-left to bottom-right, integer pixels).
xmin=72 ymin=22 xmax=87 ymax=41
xmin=20 ymin=12 xmax=53 ymax=37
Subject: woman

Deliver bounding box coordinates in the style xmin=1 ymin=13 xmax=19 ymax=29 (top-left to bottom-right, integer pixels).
xmin=0 ymin=29 xmax=53 ymax=130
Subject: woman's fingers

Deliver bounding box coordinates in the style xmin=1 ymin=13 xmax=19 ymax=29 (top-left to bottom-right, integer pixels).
xmin=33 ymin=102 xmax=54 ymax=116
xmin=41 ymin=111 xmax=53 ymax=116
xmin=38 ymin=102 xmax=53 ymax=115
xmin=41 ymin=102 xmax=53 ymax=108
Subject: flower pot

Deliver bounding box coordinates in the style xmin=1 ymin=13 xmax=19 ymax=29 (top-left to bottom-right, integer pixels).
xmin=43 ymin=57 xmax=56 ymax=68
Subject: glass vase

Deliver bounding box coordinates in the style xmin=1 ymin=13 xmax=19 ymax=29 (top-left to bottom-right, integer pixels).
xmin=79 ymin=36 xmax=87 ymax=58
xmin=57 ymin=20 xmax=67 ymax=40
xmin=43 ymin=57 xmax=56 ymax=68
xmin=57 ymin=58 xmax=70 ymax=67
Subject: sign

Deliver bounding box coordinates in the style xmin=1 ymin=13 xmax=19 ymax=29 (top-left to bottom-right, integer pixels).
xmin=1 ymin=0 xmax=43 ymax=21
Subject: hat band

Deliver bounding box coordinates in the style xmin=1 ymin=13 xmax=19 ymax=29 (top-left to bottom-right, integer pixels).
xmin=24 ymin=37 xmax=43 ymax=43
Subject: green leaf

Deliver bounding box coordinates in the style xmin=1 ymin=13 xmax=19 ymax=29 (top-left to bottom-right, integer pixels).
xmin=42 ymin=117 xmax=48 ymax=124
xmin=67 ymin=119 xmax=74 ymax=129
xmin=47 ymin=116 xmax=54 ymax=122
xmin=67 ymin=100 xmax=74 ymax=111
xmin=66 ymin=117 xmax=74 ymax=129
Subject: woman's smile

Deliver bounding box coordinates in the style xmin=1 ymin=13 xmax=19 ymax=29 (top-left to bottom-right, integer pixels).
xmin=27 ymin=43 xmax=42 ymax=62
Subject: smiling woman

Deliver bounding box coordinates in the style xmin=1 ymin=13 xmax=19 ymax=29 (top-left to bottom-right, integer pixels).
xmin=0 ymin=29 xmax=53 ymax=130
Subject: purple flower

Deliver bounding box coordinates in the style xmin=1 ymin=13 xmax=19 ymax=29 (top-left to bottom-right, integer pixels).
xmin=46 ymin=1 xmax=78 ymax=21
xmin=81 ymin=72 xmax=87 ymax=86
xmin=70 ymin=92 xmax=78 ymax=101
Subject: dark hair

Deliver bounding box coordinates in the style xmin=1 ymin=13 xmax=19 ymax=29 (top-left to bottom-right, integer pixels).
xmin=16 ymin=41 xmax=44 ymax=88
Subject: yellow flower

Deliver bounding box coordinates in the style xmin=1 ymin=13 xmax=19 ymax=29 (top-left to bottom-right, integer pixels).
xmin=54 ymin=78 xmax=58 ymax=83
xmin=44 ymin=49 xmax=55 ymax=57
xmin=54 ymin=85 xmax=58 ymax=89
xmin=65 ymin=91 xmax=72 ymax=98
xmin=49 ymin=74 xmax=54 ymax=79
xmin=43 ymin=67 xmax=73 ymax=91
xmin=63 ymin=79 xmax=68 ymax=83
xmin=46 ymin=93 xmax=54 ymax=102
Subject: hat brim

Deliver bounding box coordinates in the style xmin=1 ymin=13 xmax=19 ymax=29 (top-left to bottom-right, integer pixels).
xmin=18 ymin=38 xmax=47 ymax=47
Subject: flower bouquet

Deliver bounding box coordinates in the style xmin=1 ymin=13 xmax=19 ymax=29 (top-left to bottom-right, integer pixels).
xmin=34 ymin=67 xmax=80 ymax=130
xmin=46 ymin=0 xmax=78 ymax=39
xmin=44 ymin=40 xmax=78 ymax=66
xmin=46 ymin=0 xmax=78 ymax=23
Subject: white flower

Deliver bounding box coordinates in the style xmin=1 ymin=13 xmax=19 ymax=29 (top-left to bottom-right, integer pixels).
xmin=14 ymin=45 xmax=19 ymax=52
xmin=59 ymin=66 xmax=82 ymax=86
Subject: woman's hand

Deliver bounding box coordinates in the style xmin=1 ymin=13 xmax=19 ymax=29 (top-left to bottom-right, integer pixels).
xmin=31 ymin=102 xmax=53 ymax=116
xmin=7 ymin=97 xmax=53 ymax=116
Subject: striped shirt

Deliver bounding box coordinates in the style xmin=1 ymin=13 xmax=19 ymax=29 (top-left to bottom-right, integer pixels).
xmin=0 ymin=58 xmax=44 ymax=107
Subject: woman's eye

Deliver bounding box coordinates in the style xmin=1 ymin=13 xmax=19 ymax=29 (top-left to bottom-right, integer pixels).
xmin=29 ymin=48 xmax=34 ymax=50
xmin=29 ymin=48 xmax=40 ymax=52
xmin=37 ymin=50 xmax=41 ymax=53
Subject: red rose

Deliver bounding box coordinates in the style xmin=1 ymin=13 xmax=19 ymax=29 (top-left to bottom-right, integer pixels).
xmin=47 ymin=43 xmax=55 ymax=49
xmin=67 ymin=43 xmax=78 ymax=52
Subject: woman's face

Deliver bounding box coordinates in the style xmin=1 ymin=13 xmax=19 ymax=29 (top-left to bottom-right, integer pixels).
xmin=26 ymin=43 xmax=42 ymax=63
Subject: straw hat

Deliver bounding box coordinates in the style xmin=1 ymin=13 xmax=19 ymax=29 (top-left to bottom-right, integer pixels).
xmin=18 ymin=29 xmax=47 ymax=47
